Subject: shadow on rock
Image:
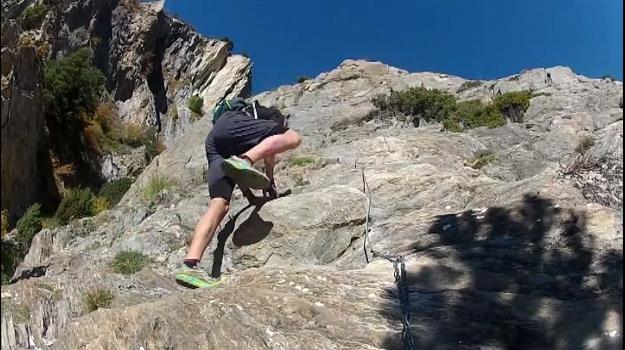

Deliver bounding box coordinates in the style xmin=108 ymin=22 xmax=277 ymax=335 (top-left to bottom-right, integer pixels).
xmin=211 ymin=196 xmax=276 ymax=278
xmin=211 ymin=204 xmax=253 ymax=278
xmin=379 ymin=194 xmax=623 ymax=350
xmin=232 ymin=206 xmax=274 ymax=247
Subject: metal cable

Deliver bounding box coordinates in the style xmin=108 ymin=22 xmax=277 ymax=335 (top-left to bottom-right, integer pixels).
xmin=360 ymin=166 xmax=414 ymax=349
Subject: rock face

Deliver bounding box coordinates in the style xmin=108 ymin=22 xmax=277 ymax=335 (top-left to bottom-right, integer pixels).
xmin=1 ymin=59 xmax=623 ymax=350
xmin=1 ymin=20 xmax=58 ymax=222
xmin=0 ymin=0 xmax=251 ymax=219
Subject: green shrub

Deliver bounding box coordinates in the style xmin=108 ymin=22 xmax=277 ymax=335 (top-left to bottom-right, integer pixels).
xmin=141 ymin=175 xmax=174 ymax=203
xmin=289 ymin=155 xmax=317 ymax=167
xmin=494 ymin=90 xmax=533 ymax=123
xmin=187 ymin=95 xmax=203 ymax=116
xmin=444 ymin=100 xmax=506 ymax=131
xmin=296 ymin=76 xmax=311 ymax=84
xmin=41 ymin=216 xmax=63 ymax=230
xmin=111 ymin=250 xmax=149 ymax=274
xmin=83 ymin=288 xmax=113 ymax=313
xmin=467 ymin=150 xmax=496 ymax=169
xmin=16 ymin=203 xmax=42 ymax=248
xmin=456 ymin=80 xmax=482 ymax=93
xmin=22 ymin=4 xmax=48 ymax=30
xmin=1 ymin=240 xmax=19 ymax=285
xmin=55 ymin=188 xmax=95 ymax=224
xmin=372 ymin=87 xmax=456 ymax=126
xmin=119 ymin=123 xmax=147 ymax=147
xmin=44 ymin=48 xmax=105 ymax=125
xmin=575 ymin=136 xmax=595 ymax=155
xmin=99 ymin=178 xmax=133 ymax=206
xmin=144 ymin=134 xmax=166 ymax=162
xmin=91 ymin=196 xmax=110 ymax=215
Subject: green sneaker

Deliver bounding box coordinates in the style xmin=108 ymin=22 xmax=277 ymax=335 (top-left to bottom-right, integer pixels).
xmin=175 ymin=266 xmax=222 ymax=289
xmin=221 ymin=156 xmax=270 ymax=190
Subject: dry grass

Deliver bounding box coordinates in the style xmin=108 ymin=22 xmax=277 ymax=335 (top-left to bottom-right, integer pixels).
xmin=466 ymin=150 xmax=496 ymax=169
xmin=1 ymin=209 xmax=9 ymax=237
xmin=83 ymin=288 xmax=113 ymax=313
xmin=83 ymin=121 xmax=104 ymax=153
xmin=94 ymin=102 xmax=120 ymax=134
xmin=55 ymin=163 xmax=76 ymax=177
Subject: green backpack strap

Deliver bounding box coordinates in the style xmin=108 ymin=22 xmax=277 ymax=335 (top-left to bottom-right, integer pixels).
xmin=212 ymin=97 xmax=249 ymax=124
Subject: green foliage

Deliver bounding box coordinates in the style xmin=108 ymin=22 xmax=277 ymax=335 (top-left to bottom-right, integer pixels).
xmin=111 ymin=250 xmax=149 ymax=275
xmin=372 ymin=87 xmax=456 ymax=126
xmin=169 ymin=104 xmax=179 ymax=121
xmin=99 ymin=178 xmax=133 ymax=206
xmin=91 ymin=196 xmax=110 ymax=215
xmin=44 ymin=48 xmax=105 ymax=126
xmin=22 ymin=4 xmax=48 ymax=30
xmin=41 ymin=216 xmax=63 ymax=230
xmin=1 ymin=240 xmax=19 ymax=284
xmin=289 ymin=155 xmax=317 ymax=167
xmin=1 ymin=272 xmax=11 ymax=285
xmin=16 ymin=203 xmax=42 ymax=248
xmin=444 ymin=100 xmax=506 ymax=131
xmin=55 ymin=188 xmax=95 ymax=224
xmin=374 ymin=86 xmax=535 ymax=130
xmin=296 ymin=76 xmax=311 ymax=84
xmin=141 ymin=175 xmax=174 ymax=203
xmin=144 ymin=133 xmax=166 ymax=162
xmin=83 ymin=288 xmax=113 ymax=313
xmin=575 ymin=136 xmax=595 ymax=155
xmin=456 ymin=80 xmax=482 ymax=93
xmin=187 ymin=95 xmax=204 ymax=116
xmin=467 ymin=150 xmax=497 ymax=169
xmin=118 ymin=123 xmax=147 ymax=147
xmin=493 ymin=90 xmax=533 ymax=123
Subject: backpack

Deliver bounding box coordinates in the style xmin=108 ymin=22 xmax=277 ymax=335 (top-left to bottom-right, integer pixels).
xmin=213 ymin=98 xmax=289 ymax=128
xmin=247 ymin=102 xmax=289 ymax=128
xmin=212 ymin=97 xmax=249 ymax=124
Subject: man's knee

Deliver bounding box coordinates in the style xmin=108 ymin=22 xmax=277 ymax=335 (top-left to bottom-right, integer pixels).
xmin=284 ymin=130 xmax=302 ymax=149
xmin=209 ymin=198 xmax=230 ymax=216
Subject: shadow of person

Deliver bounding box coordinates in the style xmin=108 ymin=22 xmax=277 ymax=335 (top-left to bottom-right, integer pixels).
xmin=231 ymin=206 xmax=274 ymax=246
xmin=211 ymin=191 xmax=285 ymax=278
xmin=211 ymin=203 xmax=253 ymax=278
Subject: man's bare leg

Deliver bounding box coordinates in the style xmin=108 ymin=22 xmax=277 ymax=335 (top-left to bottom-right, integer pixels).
xmin=185 ymin=198 xmax=229 ymax=261
xmin=243 ymin=130 xmax=302 ymax=164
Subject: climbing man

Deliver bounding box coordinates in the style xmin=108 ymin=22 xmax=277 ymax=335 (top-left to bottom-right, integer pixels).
xmin=175 ymin=99 xmax=302 ymax=288
xmin=545 ymin=72 xmax=553 ymax=84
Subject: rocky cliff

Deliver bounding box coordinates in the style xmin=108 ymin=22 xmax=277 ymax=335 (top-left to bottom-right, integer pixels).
xmin=1 ymin=0 xmax=251 ymax=221
xmin=1 ymin=58 xmax=622 ymax=349
xmin=1 ymin=19 xmax=58 ymax=223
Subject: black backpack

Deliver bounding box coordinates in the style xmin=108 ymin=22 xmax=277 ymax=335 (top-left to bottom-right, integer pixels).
xmin=246 ymin=102 xmax=289 ymax=128
xmin=213 ymin=98 xmax=289 ymax=128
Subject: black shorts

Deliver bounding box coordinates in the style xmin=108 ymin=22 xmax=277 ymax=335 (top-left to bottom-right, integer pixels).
xmin=205 ymin=112 xmax=288 ymax=201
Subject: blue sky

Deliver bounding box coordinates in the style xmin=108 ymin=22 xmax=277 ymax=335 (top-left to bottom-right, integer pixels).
xmin=165 ymin=0 xmax=623 ymax=94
